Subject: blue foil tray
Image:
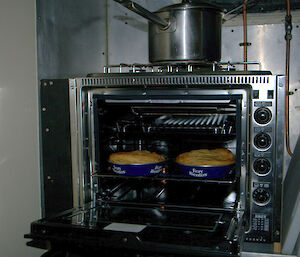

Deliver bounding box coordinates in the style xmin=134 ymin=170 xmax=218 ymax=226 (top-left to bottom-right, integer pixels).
xmin=108 ymin=162 xmax=165 ymax=176
xmin=178 ymin=163 xmax=234 ymax=179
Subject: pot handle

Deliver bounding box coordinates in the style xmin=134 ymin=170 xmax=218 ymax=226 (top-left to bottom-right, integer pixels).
xmin=113 ymin=0 xmax=170 ymax=29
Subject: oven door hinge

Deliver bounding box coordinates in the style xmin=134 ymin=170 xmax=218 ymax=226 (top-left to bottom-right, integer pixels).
xmin=226 ymin=211 xmax=246 ymax=246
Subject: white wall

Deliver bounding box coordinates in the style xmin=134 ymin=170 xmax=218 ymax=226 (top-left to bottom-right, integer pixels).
xmin=0 ymin=0 xmax=43 ymax=257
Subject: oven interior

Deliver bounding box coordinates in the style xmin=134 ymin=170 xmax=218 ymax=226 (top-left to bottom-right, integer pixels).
xmin=93 ymin=98 xmax=241 ymax=205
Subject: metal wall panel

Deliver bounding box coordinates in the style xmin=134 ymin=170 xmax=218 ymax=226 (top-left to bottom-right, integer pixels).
xmin=37 ymin=0 xmax=107 ymax=78
xmin=108 ymin=0 xmax=180 ymax=65
xmin=222 ymin=24 xmax=300 ymax=163
xmin=108 ymin=0 xmax=148 ymax=65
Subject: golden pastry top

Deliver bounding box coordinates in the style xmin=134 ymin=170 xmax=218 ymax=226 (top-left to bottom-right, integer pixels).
xmin=176 ymin=148 xmax=235 ymax=167
xmin=109 ymin=150 xmax=166 ymax=165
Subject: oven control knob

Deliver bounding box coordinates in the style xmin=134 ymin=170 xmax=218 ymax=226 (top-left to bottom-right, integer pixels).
xmin=254 ymin=108 xmax=272 ymax=124
xmin=253 ymin=188 xmax=271 ymax=205
xmin=253 ymin=158 xmax=271 ymax=175
xmin=254 ymin=133 xmax=272 ymax=149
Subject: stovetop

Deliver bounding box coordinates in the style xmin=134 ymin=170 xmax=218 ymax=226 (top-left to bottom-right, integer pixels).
xmin=87 ymin=61 xmax=271 ymax=77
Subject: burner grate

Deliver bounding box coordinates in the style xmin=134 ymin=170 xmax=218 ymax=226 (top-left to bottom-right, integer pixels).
xmin=101 ymin=61 xmax=262 ymax=74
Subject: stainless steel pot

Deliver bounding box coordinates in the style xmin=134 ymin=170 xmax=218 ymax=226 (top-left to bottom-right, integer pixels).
xmin=113 ymin=0 xmax=223 ymax=64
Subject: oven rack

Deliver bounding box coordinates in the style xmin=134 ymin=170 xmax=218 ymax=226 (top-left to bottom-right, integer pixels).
xmin=95 ymin=201 xmax=227 ymax=229
xmin=114 ymin=114 xmax=236 ymax=136
xmin=97 ymin=199 xmax=237 ymax=213
xmin=151 ymin=114 xmax=234 ymax=134
xmin=156 ymin=114 xmax=229 ymax=127
xmin=92 ymin=172 xmax=237 ymax=185
xmin=113 ymin=129 xmax=237 ymax=138
xmin=96 ymin=177 xmax=238 ymax=212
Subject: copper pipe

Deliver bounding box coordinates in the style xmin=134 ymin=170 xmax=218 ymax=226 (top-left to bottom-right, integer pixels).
xmin=243 ymin=0 xmax=248 ymax=71
xmin=286 ymin=0 xmax=291 ymax=15
xmin=285 ymin=0 xmax=293 ymax=157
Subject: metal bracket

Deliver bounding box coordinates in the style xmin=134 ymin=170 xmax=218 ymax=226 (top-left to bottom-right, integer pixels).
xmin=239 ymin=42 xmax=252 ymax=46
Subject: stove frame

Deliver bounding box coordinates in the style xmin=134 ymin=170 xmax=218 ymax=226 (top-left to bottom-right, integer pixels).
xmin=25 ymin=70 xmax=285 ymax=256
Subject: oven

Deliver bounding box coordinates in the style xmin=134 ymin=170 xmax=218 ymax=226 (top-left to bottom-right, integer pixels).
xmin=26 ymin=67 xmax=285 ymax=256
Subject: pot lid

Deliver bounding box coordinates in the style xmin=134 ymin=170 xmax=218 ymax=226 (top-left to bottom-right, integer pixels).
xmin=156 ymin=0 xmax=223 ymax=13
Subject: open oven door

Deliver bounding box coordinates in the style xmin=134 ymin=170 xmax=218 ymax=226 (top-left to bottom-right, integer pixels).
xmin=25 ymin=202 xmax=247 ymax=257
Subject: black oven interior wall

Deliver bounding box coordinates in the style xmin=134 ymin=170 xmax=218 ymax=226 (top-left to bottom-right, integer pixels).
xmin=92 ymin=96 xmax=243 ymax=211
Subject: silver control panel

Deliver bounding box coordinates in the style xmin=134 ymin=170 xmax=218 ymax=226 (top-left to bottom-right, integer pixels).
xmin=246 ymin=76 xmax=285 ymax=243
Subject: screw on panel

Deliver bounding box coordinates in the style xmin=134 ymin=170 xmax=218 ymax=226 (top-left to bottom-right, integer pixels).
xmin=42 ymin=107 xmax=46 ymax=111
xmin=49 ymin=81 xmax=54 ymax=86
xmin=45 ymin=128 xmax=50 ymax=132
xmin=43 ymin=82 xmax=47 ymax=87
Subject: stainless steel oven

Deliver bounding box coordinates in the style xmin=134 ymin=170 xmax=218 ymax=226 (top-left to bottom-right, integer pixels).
xmin=26 ymin=67 xmax=285 ymax=256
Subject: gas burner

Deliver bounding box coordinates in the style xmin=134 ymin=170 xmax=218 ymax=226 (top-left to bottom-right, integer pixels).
xmin=97 ymin=61 xmax=262 ymax=74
